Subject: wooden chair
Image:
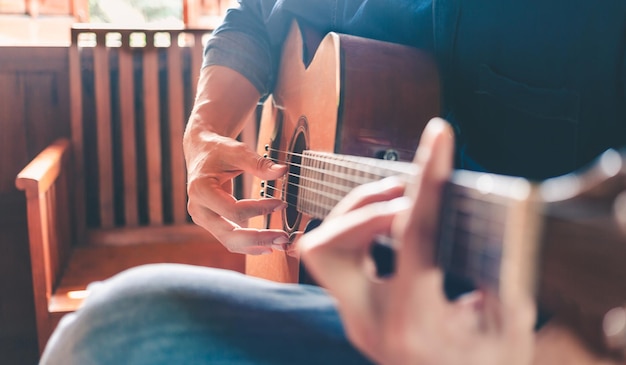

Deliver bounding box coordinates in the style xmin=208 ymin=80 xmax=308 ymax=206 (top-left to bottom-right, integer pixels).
xmin=15 ymin=25 xmax=245 ymax=353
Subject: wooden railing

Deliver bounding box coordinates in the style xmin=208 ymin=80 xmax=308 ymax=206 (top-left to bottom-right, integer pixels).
xmin=15 ymin=26 xmax=246 ymax=353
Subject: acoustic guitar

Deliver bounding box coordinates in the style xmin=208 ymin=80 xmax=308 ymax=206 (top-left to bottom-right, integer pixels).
xmin=246 ymin=21 xmax=440 ymax=282
xmin=245 ymin=22 xmax=626 ymax=359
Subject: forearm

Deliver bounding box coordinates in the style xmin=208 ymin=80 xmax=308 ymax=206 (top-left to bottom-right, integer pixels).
xmin=184 ymin=65 xmax=260 ymax=157
xmin=183 ymin=64 xmax=289 ymax=253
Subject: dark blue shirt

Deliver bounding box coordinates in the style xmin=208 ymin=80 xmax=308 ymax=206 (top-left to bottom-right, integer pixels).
xmin=204 ymin=0 xmax=626 ymax=180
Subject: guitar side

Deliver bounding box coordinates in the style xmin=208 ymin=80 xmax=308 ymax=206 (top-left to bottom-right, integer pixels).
xmin=246 ymin=22 xmax=440 ymax=283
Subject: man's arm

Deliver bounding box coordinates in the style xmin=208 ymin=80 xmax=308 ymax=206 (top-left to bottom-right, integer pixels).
xmin=183 ymin=65 xmax=289 ymax=255
xmin=184 ymin=0 xmax=433 ymax=254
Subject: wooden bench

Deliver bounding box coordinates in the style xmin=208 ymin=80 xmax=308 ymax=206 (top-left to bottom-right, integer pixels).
xmin=15 ymin=26 xmax=245 ymax=353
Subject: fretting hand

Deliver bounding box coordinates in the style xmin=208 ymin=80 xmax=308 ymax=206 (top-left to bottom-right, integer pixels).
xmin=299 ymin=118 xmax=536 ymax=365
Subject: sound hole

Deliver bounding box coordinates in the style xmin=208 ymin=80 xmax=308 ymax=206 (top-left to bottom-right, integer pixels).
xmin=284 ymin=127 xmax=307 ymax=231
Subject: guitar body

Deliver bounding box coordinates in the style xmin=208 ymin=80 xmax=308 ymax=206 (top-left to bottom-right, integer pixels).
xmin=245 ymin=22 xmax=440 ymax=283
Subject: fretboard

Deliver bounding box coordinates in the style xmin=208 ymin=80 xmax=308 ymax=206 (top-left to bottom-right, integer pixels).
xmin=297 ymin=150 xmax=416 ymax=217
xmin=298 ymin=150 xmax=539 ymax=292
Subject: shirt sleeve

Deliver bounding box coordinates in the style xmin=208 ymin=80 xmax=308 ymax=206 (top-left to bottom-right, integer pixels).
xmin=203 ymin=0 xmax=278 ymax=96
xmin=203 ymin=0 xmax=434 ymax=98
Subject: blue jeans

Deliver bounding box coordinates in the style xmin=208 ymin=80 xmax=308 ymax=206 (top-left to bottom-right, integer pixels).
xmin=40 ymin=264 xmax=373 ymax=365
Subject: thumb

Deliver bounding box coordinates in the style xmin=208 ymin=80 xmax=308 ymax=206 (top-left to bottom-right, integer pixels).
xmin=227 ymin=142 xmax=287 ymax=180
xmin=396 ymin=117 xmax=454 ymax=273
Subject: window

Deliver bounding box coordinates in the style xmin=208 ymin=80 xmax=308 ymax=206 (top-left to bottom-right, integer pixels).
xmin=0 ymin=0 xmax=235 ymax=45
xmin=89 ymin=0 xmax=183 ymax=27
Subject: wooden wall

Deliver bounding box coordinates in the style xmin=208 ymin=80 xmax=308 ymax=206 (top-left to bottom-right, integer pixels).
xmin=0 ymin=47 xmax=70 ymax=364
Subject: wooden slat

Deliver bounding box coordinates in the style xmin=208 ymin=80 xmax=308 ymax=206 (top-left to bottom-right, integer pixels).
xmin=118 ymin=39 xmax=139 ymax=227
xmin=69 ymin=32 xmax=87 ymax=239
xmin=93 ymin=32 xmax=115 ymax=228
xmin=26 ymin=0 xmax=39 ymax=17
xmin=70 ymin=0 xmax=89 ymax=22
xmin=37 ymin=0 xmax=71 ymax=15
xmin=142 ymin=36 xmax=164 ymax=224
xmin=167 ymin=39 xmax=188 ymax=224
xmin=191 ymin=32 xmax=203 ymax=89
xmin=46 ymin=184 xmax=61 ymax=291
xmin=21 ymin=188 xmax=54 ymax=353
xmin=183 ymin=0 xmax=199 ymax=27
xmin=55 ymin=151 xmax=73 ymax=267
xmin=0 ymin=73 xmax=27 ymax=192
xmin=37 ymin=192 xmax=56 ymax=351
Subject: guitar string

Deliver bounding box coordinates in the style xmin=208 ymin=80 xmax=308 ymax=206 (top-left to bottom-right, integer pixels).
xmin=261 ymin=172 xmax=505 ymax=286
xmin=268 ymin=149 xmax=511 ymax=222
xmin=265 ymin=178 xmax=348 ymax=203
xmin=436 ymin=187 xmax=507 ymax=286
xmin=259 ymin=152 xmax=406 ymax=210
xmin=260 ymin=149 xmax=507 ymax=227
xmin=264 ymin=184 xmax=504 ymax=285
xmin=258 ymin=148 xmax=415 ymax=218
xmin=263 ymin=183 xmax=352 ymax=212
xmin=264 ymin=185 xmax=339 ymax=214
xmin=265 ymin=149 xmax=414 ymax=185
xmin=267 ymin=145 xmax=420 ymax=160
xmin=260 ymin=170 xmax=379 ymax=207
xmin=256 ymin=157 xmax=404 ymax=199
xmin=268 ymin=148 xmax=416 ymax=176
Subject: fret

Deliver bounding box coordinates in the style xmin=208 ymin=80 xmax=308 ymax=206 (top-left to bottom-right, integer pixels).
xmin=438 ymin=183 xmax=507 ymax=292
xmin=437 ymin=171 xmax=536 ymax=293
xmin=299 ymin=153 xmax=309 ymax=215
xmin=323 ymin=158 xmax=331 ymax=216
xmin=297 ymin=150 xmax=414 ymax=218
xmin=315 ymin=157 xmax=323 ymax=218
xmin=295 ymin=150 xmax=538 ymax=295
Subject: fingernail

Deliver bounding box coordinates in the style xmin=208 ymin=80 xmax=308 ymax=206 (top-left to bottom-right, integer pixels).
xmin=386 ymin=196 xmax=412 ymax=213
xmin=418 ymin=118 xmax=446 ymax=162
xmin=273 ymin=236 xmax=290 ymax=245
xmin=430 ymin=120 xmax=454 ymax=181
xmin=270 ymin=163 xmax=286 ymax=172
xmin=260 ymin=250 xmax=272 ymax=255
xmin=418 ymin=118 xmax=453 ymax=180
xmin=272 ymin=202 xmax=287 ymax=212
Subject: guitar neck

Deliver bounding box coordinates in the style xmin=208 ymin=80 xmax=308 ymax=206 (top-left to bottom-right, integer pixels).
xmin=297 ymin=150 xmax=416 ymax=218
xmin=297 ymin=150 xmax=542 ymax=295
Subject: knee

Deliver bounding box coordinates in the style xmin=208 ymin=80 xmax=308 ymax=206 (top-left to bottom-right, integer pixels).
xmin=41 ymin=264 xmax=240 ymax=363
xmin=79 ymin=264 xmax=234 ymax=316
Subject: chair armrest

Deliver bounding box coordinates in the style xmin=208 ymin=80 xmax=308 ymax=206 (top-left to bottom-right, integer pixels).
xmin=14 ymin=138 xmax=74 ymax=346
xmin=15 ymin=138 xmax=71 ymax=196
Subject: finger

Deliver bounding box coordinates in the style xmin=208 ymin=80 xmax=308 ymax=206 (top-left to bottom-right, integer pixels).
xmin=327 ymin=176 xmax=407 ymax=220
xmin=221 ymin=140 xmax=287 ymax=181
xmin=300 ymin=198 xmax=409 ymax=299
xmin=222 ymin=228 xmax=292 ymax=255
xmin=189 ymin=176 xmax=287 ymax=224
xmin=395 ymin=117 xmax=454 ymax=273
xmin=480 ymin=291 xmax=503 ymax=334
xmin=188 ymin=201 xmax=289 ymax=254
xmin=451 ymin=290 xmax=501 ymax=334
xmin=500 ymin=291 xmax=536 ymax=354
xmin=448 ymin=290 xmax=488 ymax=334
